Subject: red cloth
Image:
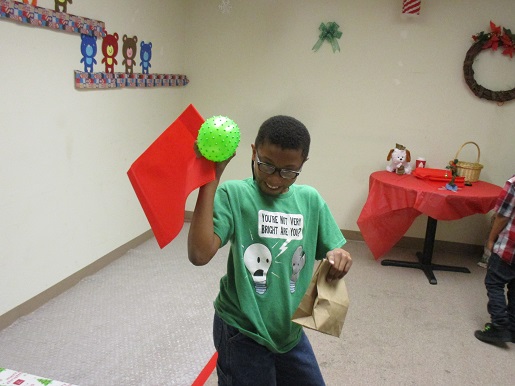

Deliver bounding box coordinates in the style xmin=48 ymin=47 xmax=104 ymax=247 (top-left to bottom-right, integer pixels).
xmin=127 ymin=104 xmax=215 ymax=248
xmin=412 ymin=167 xmax=465 ymax=188
xmin=357 ymin=171 xmax=503 ymax=259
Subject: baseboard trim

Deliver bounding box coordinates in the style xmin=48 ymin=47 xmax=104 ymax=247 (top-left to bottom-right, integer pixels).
xmin=0 ymin=229 xmax=154 ymax=332
xmin=342 ymin=229 xmax=482 ymax=255
xmin=1 ymin=215 xmax=482 ymax=332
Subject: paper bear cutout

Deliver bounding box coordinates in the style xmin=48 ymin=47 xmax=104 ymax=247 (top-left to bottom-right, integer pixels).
xmin=80 ymin=34 xmax=97 ymax=73
xmin=122 ymin=35 xmax=138 ymax=74
xmin=55 ymin=0 xmax=72 ymax=13
xmin=101 ymin=32 xmax=119 ymax=73
xmin=140 ymin=41 xmax=152 ymax=74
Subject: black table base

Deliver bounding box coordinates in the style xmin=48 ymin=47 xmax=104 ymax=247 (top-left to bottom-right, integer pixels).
xmin=380 ymin=217 xmax=471 ymax=285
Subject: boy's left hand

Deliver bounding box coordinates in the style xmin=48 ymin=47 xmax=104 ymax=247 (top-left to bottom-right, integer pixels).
xmin=326 ymin=248 xmax=352 ymax=282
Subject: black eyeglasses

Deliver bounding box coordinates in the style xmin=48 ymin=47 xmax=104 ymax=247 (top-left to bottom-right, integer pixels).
xmin=255 ymin=153 xmax=302 ymax=179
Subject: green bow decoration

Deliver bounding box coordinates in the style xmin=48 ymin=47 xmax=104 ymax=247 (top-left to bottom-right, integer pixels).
xmin=312 ymin=22 xmax=343 ymax=53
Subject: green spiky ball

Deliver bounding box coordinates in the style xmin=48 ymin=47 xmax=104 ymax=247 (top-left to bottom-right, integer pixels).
xmin=197 ymin=116 xmax=241 ymax=162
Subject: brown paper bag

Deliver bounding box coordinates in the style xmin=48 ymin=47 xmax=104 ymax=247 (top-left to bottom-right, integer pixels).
xmin=292 ymin=259 xmax=350 ymax=337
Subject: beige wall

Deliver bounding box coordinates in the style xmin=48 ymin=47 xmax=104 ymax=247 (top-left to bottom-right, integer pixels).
xmin=0 ymin=0 xmax=188 ymax=316
xmin=184 ymin=0 xmax=515 ymax=244
xmin=1 ymin=0 xmax=515 ymax=317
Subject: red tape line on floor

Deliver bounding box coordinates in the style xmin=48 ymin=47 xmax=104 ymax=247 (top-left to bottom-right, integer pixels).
xmin=191 ymin=351 xmax=218 ymax=386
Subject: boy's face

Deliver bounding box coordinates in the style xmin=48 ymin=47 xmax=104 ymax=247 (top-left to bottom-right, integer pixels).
xmin=251 ymin=142 xmax=305 ymax=196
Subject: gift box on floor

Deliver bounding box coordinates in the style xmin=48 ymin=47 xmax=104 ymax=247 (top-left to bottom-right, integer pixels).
xmin=0 ymin=368 xmax=77 ymax=386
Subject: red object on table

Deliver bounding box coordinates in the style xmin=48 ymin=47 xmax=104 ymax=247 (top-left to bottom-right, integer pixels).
xmin=357 ymin=171 xmax=502 ymax=259
xmin=412 ymin=167 xmax=465 ymax=188
xmin=127 ymin=104 xmax=215 ymax=249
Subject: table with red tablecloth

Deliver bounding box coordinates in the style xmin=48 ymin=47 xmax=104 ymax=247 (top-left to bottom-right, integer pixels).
xmin=357 ymin=171 xmax=502 ymax=284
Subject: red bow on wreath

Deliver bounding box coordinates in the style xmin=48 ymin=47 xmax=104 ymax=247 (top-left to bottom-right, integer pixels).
xmin=472 ymin=21 xmax=515 ymax=58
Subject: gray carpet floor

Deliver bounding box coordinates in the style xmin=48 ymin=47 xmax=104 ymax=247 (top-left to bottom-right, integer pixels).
xmin=1 ymin=223 xmax=514 ymax=385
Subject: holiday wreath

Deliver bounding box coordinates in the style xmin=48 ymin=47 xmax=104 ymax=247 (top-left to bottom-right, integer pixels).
xmin=463 ymin=21 xmax=515 ymax=103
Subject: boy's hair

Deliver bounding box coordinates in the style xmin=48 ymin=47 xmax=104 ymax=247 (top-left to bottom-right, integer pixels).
xmin=255 ymin=115 xmax=310 ymax=160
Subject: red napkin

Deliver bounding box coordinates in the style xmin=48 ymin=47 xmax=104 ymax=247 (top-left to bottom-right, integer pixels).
xmin=127 ymin=104 xmax=215 ymax=248
xmin=412 ymin=167 xmax=465 ymax=188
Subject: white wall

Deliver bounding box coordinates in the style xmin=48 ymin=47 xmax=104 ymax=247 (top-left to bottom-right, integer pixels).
xmin=0 ymin=0 xmax=187 ymax=316
xmin=1 ymin=0 xmax=515 ymax=317
xmin=184 ymin=0 xmax=515 ymax=244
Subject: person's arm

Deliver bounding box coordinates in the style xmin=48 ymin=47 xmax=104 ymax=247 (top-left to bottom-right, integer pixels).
xmin=187 ymin=150 xmax=234 ymax=266
xmin=325 ymin=247 xmax=352 ymax=282
xmin=187 ymin=180 xmax=222 ymax=266
xmin=486 ymin=214 xmax=509 ymax=252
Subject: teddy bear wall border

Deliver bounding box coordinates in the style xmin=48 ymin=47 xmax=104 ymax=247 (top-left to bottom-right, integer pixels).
xmin=0 ymin=0 xmax=189 ymax=90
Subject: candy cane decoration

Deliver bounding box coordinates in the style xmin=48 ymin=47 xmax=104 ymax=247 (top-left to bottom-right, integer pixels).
xmin=402 ymin=0 xmax=421 ymax=16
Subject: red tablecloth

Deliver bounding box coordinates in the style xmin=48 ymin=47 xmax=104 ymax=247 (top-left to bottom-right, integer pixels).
xmin=357 ymin=171 xmax=502 ymax=259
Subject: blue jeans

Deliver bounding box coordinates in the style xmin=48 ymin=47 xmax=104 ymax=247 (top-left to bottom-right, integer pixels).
xmin=485 ymin=253 xmax=515 ymax=332
xmin=213 ymin=313 xmax=325 ymax=386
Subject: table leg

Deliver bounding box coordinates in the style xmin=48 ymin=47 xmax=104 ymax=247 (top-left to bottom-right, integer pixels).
xmin=381 ymin=217 xmax=471 ymax=285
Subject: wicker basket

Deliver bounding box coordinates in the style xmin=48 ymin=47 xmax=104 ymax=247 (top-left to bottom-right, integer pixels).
xmin=454 ymin=141 xmax=484 ymax=183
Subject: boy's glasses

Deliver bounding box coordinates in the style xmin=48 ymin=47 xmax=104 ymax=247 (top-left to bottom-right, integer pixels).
xmin=255 ymin=153 xmax=302 ymax=179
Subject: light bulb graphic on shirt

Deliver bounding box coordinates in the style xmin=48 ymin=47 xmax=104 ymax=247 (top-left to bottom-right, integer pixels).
xmin=290 ymin=245 xmax=306 ymax=293
xmin=243 ymin=243 xmax=272 ymax=294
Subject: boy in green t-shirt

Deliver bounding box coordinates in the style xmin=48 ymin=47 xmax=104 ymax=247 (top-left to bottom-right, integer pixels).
xmin=188 ymin=115 xmax=352 ymax=385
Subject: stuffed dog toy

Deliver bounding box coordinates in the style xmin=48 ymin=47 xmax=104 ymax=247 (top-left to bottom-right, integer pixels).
xmin=386 ymin=143 xmax=412 ymax=175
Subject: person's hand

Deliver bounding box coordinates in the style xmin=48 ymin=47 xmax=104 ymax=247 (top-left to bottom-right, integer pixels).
xmin=325 ymin=248 xmax=352 ymax=282
xmin=193 ymin=141 xmax=235 ymax=180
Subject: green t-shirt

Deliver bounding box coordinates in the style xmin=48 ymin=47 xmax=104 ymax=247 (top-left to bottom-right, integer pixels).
xmin=213 ymin=178 xmax=346 ymax=353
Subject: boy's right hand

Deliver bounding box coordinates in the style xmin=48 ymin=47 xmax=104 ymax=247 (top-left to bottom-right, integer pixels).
xmin=194 ymin=141 xmax=235 ymax=180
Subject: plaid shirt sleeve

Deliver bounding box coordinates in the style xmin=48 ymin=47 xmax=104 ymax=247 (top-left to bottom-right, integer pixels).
xmin=493 ymin=175 xmax=515 ymax=264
